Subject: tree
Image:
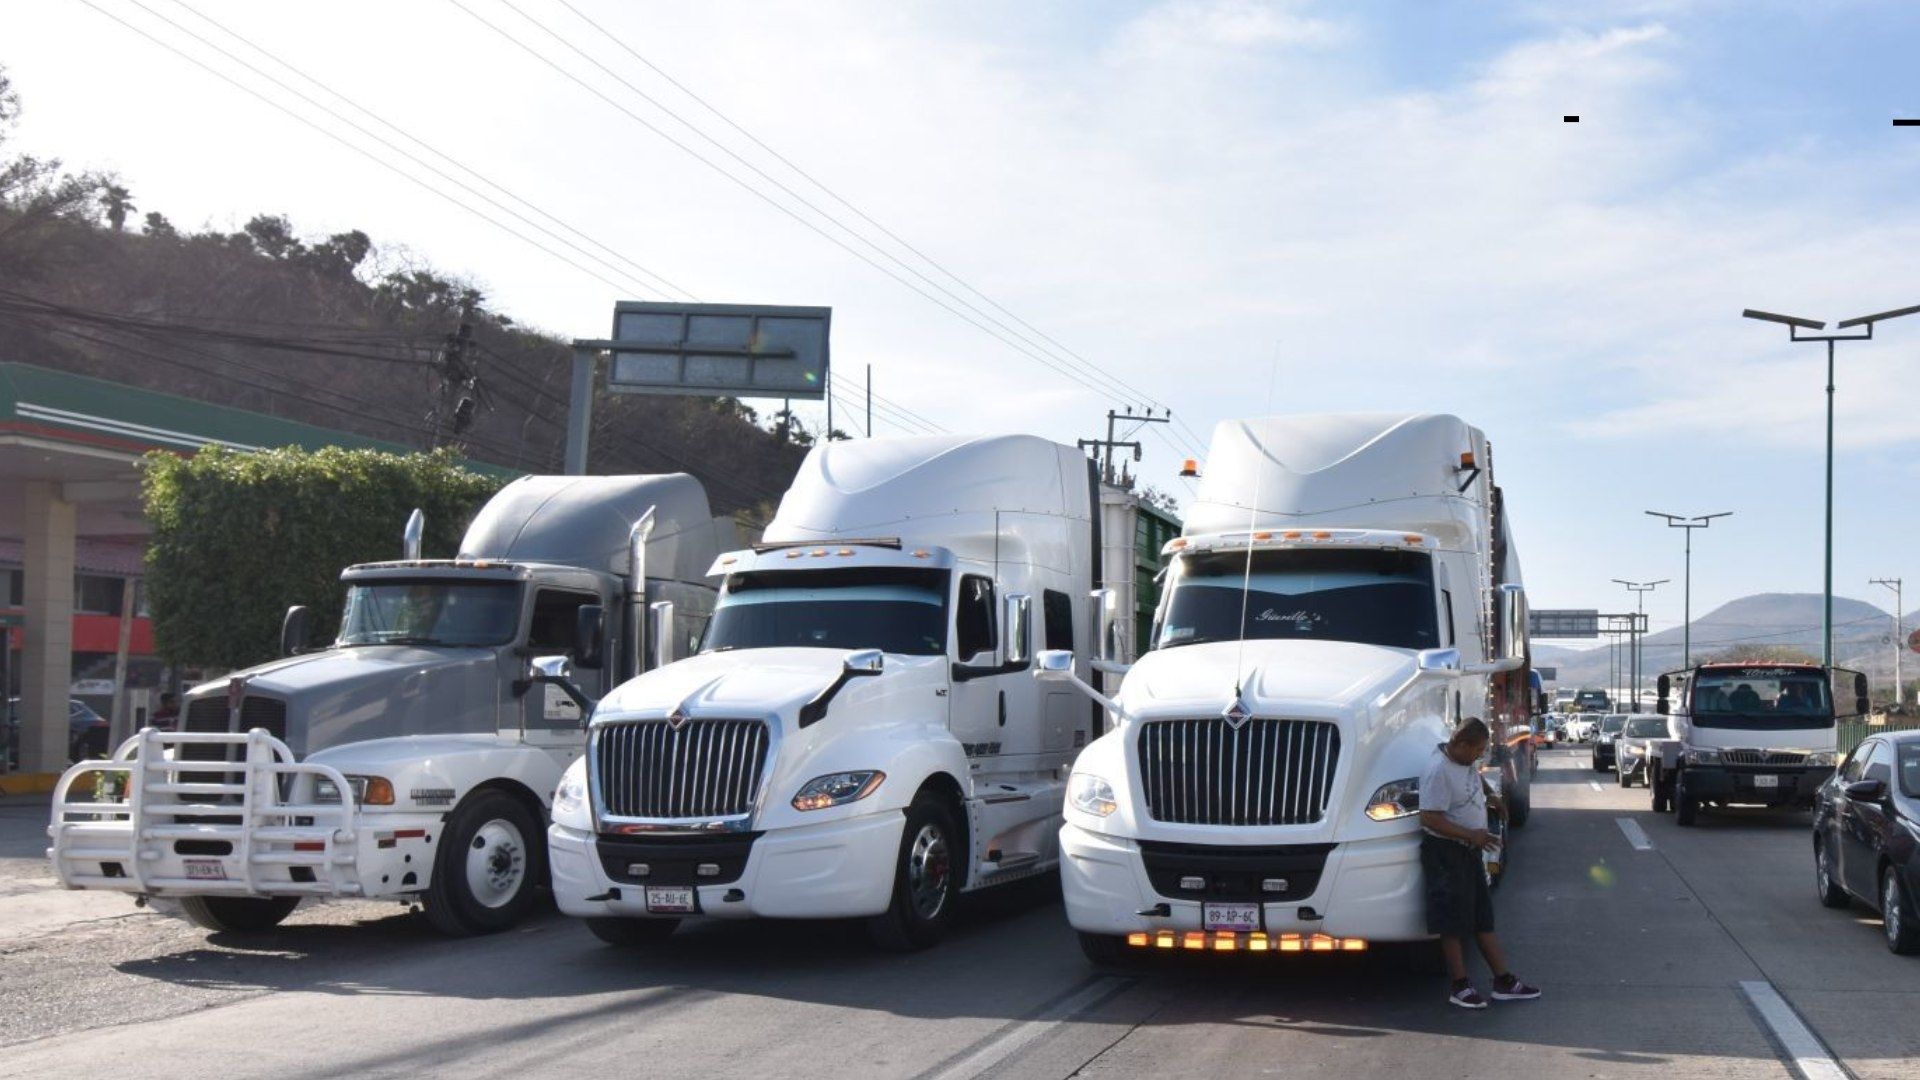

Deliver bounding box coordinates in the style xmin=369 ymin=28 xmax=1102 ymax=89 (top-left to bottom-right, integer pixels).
xmin=1703 ymin=644 xmax=1820 ymax=665
xmin=142 ymin=446 xmax=505 ymax=669
xmin=100 ymin=181 xmax=133 ymax=232
xmin=242 ymin=213 xmax=303 ymax=259
xmin=142 ymin=210 xmax=177 ymax=239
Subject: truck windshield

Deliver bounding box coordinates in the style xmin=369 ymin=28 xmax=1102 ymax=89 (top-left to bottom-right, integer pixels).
xmin=1688 ymin=668 xmax=1833 ymax=729
xmin=337 ymin=580 xmax=522 ymax=646
xmin=1154 ymin=547 xmax=1438 ymax=652
xmin=704 ymin=567 xmax=948 ymax=656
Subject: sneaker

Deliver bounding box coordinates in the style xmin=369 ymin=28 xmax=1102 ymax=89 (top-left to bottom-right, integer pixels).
xmin=1449 ymin=983 xmax=1489 ymax=1009
xmin=1491 ymin=973 xmax=1541 ymax=1001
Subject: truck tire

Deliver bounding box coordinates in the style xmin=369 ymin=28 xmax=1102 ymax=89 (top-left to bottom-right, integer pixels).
xmin=1617 ymin=766 xmax=1631 ymax=788
xmin=1507 ymin=783 xmax=1532 ymax=829
xmin=1674 ymin=776 xmax=1698 ymax=827
xmin=866 ymin=791 xmax=960 ymax=952
xmin=1077 ymin=931 xmax=1132 ymax=967
xmin=1885 ymin=868 xmax=1920 ymax=955
xmin=1651 ymin=768 xmax=1671 ymax=814
xmin=421 ymin=789 xmax=544 ymax=937
xmin=178 ymin=895 xmax=300 ymax=933
xmin=1814 ymin=838 xmax=1849 ymax=909
xmin=586 ymin=916 xmax=680 ymax=947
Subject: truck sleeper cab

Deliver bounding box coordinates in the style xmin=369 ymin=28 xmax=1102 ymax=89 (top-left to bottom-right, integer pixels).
xmin=48 ymin=474 xmax=725 ymax=936
xmin=546 ymin=434 xmax=1136 ymax=951
xmin=1048 ymin=413 xmax=1533 ymax=961
xmin=1648 ymin=663 xmax=1861 ymax=824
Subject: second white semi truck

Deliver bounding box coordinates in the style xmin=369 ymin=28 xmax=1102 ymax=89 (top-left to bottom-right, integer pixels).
xmin=541 ymin=434 xmax=1169 ymax=951
xmin=1044 ymin=413 xmax=1533 ymax=960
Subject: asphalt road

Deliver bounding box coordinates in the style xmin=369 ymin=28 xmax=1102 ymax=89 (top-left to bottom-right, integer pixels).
xmin=2 ymin=749 xmax=1916 ymax=1079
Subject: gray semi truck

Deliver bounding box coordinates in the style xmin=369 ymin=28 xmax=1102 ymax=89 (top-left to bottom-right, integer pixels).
xmin=50 ymin=473 xmax=730 ymax=936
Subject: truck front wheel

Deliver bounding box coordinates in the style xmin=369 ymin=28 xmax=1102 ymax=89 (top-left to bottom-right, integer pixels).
xmin=422 ymin=789 xmax=544 ymax=936
xmin=866 ymin=792 xmax=960 ymax=952
xmin=1674 ymin=775 xmax=1698 ymax=827
xmin=179 ymin=895 xmax=300 ymax=933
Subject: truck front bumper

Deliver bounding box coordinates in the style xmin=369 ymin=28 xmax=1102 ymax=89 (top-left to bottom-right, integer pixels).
xmin=550 ymin=810 xmax=905 ymax=921
xmin=1059 ymin=821 xmax=1427 ymax=942
xmin=1681 ymin=766 xmax=1830 ymax=806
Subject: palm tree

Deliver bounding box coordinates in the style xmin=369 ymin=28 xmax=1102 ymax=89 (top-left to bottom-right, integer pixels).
xmin=100 ymin=182 xmax=134 ymax=232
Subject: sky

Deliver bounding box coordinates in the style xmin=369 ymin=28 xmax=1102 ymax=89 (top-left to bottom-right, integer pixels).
xmin=7 ymin=0 xmax=1920 ymax=648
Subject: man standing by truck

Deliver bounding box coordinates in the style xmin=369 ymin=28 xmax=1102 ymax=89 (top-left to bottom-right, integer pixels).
xmin=1419 ymin=719 xmax=1542 ymax=1009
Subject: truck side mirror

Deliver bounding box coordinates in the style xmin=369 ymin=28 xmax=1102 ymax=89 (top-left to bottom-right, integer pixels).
xmin=844 ymin=649 xmax=884 ymax=676
xmin=1004 ymin=593 xmax=1032 ymax=666
xmin=1035 ymin=649 xmax=1075 ymax=680
xmin=1416 ymin=647 xmax=1462 ymax=676
xmin=1854 ymin=672 xmax=1870 ymax=717
xmin=527 ymin=655 xmax=594 ymax=718
xmin=573 ymin=604 xmax=605 ymax=670
xmin=1090 ymin=587 xmax=1120 ymax=664
xmin=1656 ymin=673 xmax=1671 ymax=715
xmin=280 ymin=605 xmax=312 ymax=657
xmin=1495 ymin=584 xmax=1527 ymax=665
xmin=648 ymin=601 xmax=676 ymax=671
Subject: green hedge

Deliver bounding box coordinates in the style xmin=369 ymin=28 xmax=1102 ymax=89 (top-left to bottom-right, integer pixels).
xmin=142 ymin=446 xmax=505 ymax=669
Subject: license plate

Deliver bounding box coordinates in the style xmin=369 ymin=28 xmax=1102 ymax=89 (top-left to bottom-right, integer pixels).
xmin=1202 ymin=902 xmax=1262 ymax=932
xmin=644 ymin=886 xmax=696 ymax=914
xmin=1753 ymin=774 xmax=1779 ymax=788
xmin=183 ymin=859 xmax=227 ymax=881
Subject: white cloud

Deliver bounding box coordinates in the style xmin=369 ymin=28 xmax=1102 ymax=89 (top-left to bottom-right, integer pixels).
xmin=1110 ymin=0 xmax=1349 ymax=61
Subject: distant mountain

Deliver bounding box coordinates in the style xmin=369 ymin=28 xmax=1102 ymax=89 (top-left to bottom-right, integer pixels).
xmin=1537 ymin=592 xmax=1912 ymax=696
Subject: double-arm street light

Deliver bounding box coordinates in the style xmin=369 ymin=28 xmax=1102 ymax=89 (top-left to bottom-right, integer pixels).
xmin=1743 ymin=303 xmax=1920 ymax=666
xmin=1613 ymin=579 xmax=1667 ymax=711
xmin=1647 ymin=512 xmax=1731 ymax=667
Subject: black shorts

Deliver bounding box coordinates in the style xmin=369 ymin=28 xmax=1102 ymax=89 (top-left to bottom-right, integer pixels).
xmin=1421 ymin=834 xmax=1494 ymax=937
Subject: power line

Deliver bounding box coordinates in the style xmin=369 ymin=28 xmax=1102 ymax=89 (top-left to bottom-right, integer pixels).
xmin=161 ymin=0 xmax=699 ymax=303
xmin=76 ymin=0 xmax=683 ymax=304
xmin=548 ymin=0 xmax=1206 ymax=458
xmin=450 ymin=0 xmax=1172 ymax=437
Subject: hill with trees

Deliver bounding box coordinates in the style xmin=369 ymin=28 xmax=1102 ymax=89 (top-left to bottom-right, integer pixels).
xmin=0 ymin=64 xmax=811 ymax=519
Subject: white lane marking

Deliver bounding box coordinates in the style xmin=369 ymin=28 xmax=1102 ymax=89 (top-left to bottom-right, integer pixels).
xmin=1616 ymin=818 xmax=1654 ymax=851
xmin=1589 ymin=780 xmax=1604 ymax=792
xmin=923 ymin=977 xmax=1126 ymax=1080
xmin=1740 ymin=981 xmax=1848 ymax=1080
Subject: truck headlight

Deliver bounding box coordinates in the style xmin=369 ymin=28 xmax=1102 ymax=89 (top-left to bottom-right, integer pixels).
xmin=1364 ymin=778 xmax=1420 ymax=821
xmin=552 ymin=757 xmax=591 ymax=830
xmin=1067 ymin=773 xmax=1118 ymax=817
xmin=792 ymin=771 xmax=885 ymax=811
xmin=1803 ymin=751 xmax=1836 ymax=767
xmin=314 ymin=774 xmax=394 ymax=806
xmin=1685 ymin=749 xmax=1721 ymax=766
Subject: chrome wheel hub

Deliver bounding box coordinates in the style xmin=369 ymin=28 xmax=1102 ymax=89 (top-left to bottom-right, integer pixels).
xmin=466 ymin=819 xmax=527 ymax=909
xmin=907 ymin=823 xmax=951 ymax=920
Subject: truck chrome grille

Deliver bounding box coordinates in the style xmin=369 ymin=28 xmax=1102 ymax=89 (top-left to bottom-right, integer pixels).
xmin=595 ymin=719 xmax=770 ymax=819
xmin=1137 ymin=717 xmax=1341 ymax=826
xmin=178 ymin=695 xmax=286 ymax=762
xmin=1721 ymin=748 xmax=1807 ymax=766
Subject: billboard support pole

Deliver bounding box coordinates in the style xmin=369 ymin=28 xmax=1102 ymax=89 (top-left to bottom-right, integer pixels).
xmin=564 ymin=346 xmax=597 ymax=476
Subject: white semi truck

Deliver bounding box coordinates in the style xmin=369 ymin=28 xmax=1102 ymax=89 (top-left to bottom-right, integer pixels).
xmin=1043 ymin=413 xmax=1533 ymax=959
xmin=541 ymin=434 xmax=1154 ymax=951
xmin=48 ymin=474 xmax=729 ymax=935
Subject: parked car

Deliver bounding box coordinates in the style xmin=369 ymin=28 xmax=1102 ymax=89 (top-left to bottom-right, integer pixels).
xmin=1613 ymin=714 xmax=1670 ymax=787
xmin=5 ymin=698 xmax=111 ymax=767
xmin=1590 ymin=713 xmax=1628 ymax=771
xmin=1812 ymin=732 xmax=1920 ymax=954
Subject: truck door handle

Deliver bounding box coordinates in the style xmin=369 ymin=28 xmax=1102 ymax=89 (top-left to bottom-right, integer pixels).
xmin=998 ymin=691 xmax=1006 ymax=727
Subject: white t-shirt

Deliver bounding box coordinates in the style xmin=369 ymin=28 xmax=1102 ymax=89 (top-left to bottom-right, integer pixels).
xmin=1419 ymin=744 xmax=1486 ymax=837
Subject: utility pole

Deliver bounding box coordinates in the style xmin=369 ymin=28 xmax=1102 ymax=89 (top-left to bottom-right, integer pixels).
xmin=1647 ymin=511 xmax=1731 ymax=666
xmin=1078 ymin=407 xmax=1169 ymax=487
xmin=427 ymin=313 xmax=478 ymax=451
xmin=1614 ymin=579 xmax=1667 ymax=711
xmin=1871 ymin=577 xmax=1904 ymax=707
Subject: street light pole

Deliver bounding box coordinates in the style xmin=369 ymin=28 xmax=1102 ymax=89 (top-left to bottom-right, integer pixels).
xmin=1647 ymin=512 xmax=1730 ymax=666
xmin=1614 ymin=579 xmax=1667 ymax=711
xmin=1744 ymin=304 xmax=1920 ymax=666
xmin=1871 ymin=577 xmax=1904 ymax=707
